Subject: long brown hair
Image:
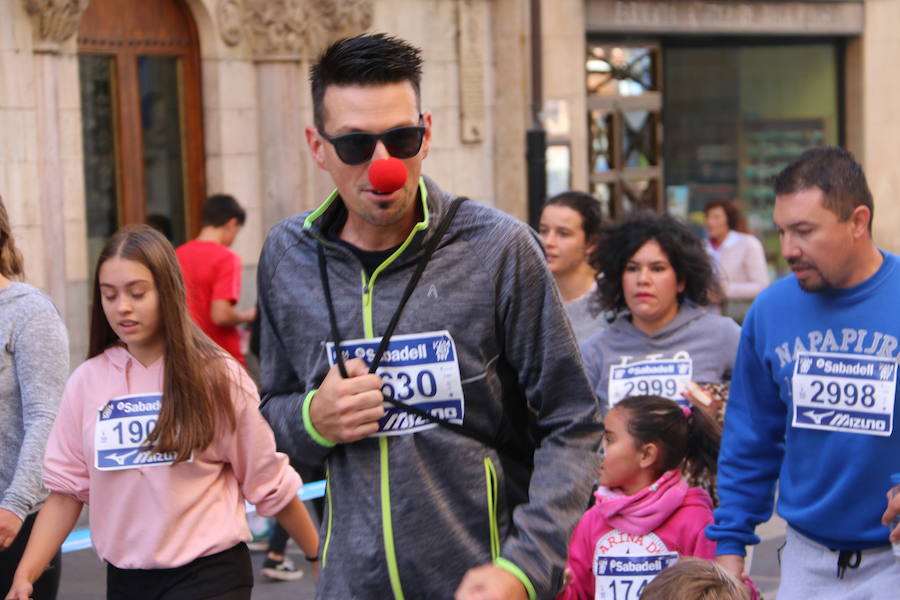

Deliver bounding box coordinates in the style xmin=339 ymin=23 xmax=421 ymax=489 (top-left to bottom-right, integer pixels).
xmin=89 ymin=225 xmax=236 ymax=461
xmin=0 ymin=195 xmax=25 ymax=279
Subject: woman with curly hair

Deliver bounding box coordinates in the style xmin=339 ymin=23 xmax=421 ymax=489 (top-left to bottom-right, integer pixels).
xmin=581 ymin=212 xmax=741 ymax=420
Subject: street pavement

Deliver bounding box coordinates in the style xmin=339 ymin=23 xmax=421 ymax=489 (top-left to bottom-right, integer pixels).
xmin=57 ymin=512 xmax=786 ymax=599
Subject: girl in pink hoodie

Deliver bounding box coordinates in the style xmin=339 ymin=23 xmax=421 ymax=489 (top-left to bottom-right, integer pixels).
xmin=559 ymin=395 xmax=720 ymax=600
xmin=5 ymin=226 xmax=319 ymax=600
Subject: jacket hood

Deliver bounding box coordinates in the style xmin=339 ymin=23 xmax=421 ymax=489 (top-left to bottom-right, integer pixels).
xmin=608 ymin=301 xmax=709 ymax=343
xmin=0 ymin=281 xmax=43 ymax=305
xmin=593 ymin=469 xmax=712 ymax=535
xmin=103 ymin=344 xmax=136 ymax=370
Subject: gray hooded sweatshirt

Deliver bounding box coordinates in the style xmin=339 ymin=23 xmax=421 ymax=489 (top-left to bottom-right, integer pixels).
xmin=258 ymin=177 xmax=602 ymax=599
xmin=0 ymin=282 xmax=68 ymax=520
xmin=580 ymin=302 xmax=741 ymax=412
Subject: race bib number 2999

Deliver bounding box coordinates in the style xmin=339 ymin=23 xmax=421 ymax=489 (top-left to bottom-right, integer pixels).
xmin=327 ymin=330 xmax=464 ymax=437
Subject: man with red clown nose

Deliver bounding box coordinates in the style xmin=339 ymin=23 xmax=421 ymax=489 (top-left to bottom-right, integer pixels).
xmin=257 ymin=33 xmax=601 ymax=600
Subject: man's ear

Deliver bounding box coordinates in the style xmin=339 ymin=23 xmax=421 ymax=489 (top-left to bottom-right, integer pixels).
xmin=420 ymin=110 xmax=433 ymax=160
xmin=849 ymin=204 xmax=872 ymax=240
xmin=306 ymin=125 xmax=328 ymax=169
xmin=638 ymin=442 xmax=659 ymax=470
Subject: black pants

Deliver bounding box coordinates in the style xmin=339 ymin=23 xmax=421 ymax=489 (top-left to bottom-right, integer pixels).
xmin=106 ymin=543 xmax=253 ymax=600
xmin=267 ymin=522 xmax=290 ymax=555
xmin=0 ymin=512 xmax=61 ymax=600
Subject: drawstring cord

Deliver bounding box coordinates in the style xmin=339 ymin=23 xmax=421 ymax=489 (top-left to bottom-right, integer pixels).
xmin=835 ymin=549 xmax=861 ymax=579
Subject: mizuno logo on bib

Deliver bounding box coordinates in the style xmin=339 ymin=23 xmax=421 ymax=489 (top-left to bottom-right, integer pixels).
xmin=327 ymin=330 xmax=464 ymax=437
xmin=95 ymin=393 xmax=183 ymax=470
xmin=791 ymin=352 xmax=896 ymax=436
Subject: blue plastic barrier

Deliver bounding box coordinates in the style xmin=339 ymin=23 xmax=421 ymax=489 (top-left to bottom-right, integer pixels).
xmin=60 ymin=479 xmax=326 ymax=554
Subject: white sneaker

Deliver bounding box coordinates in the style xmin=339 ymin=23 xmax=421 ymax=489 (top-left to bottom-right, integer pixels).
xmin=261 ymin=556 xmax=304 ymax=582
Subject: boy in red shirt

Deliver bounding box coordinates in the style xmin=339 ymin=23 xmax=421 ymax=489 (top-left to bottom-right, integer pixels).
xmin=176 ymin=194 xmax=255 ymax=364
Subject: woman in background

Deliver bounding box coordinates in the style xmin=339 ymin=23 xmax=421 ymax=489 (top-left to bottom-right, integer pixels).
xmin=538 ymin=191 xmax=608 ymax=343
xmin=580 ymin=212 xmax=739 ymax=500
xmin=0 ymin=195 xmax=68 ymax=600
xmin=704 ymin=198 xmax=769 ymax=322
xmin=580 ymin=212 xmax=740 ymax=418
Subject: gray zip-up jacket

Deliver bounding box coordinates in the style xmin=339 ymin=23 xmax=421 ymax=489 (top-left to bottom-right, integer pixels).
xmin=259 ymin=177 xmax=601 ymax=599
xmin=580 ymin=302 xmax=741 ymax=412
xmin=0 ymin=282 xmax=68 ymax=520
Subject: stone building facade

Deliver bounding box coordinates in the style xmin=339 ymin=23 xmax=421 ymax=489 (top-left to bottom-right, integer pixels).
xmin=1 ymin=0 xmax=899 ymax=361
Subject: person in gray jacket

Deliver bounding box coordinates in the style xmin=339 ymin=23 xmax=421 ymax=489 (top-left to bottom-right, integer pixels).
xmin=258 ymin=34 xmax=601 ymax=600
xmin=0 ymin=195 xmax=69 ymax=599
xmin=580 ymin=212 xmax=741 ymax=415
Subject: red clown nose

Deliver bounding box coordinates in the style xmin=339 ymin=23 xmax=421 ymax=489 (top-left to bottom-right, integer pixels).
xmin=368 ymin=157 xmax=408 ymax=194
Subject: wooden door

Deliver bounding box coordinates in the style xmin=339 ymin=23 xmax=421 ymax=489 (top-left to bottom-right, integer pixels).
xmin=78 ymin=0 xmax=204 ymax=261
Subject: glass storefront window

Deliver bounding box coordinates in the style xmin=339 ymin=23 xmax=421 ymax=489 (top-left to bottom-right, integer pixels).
xmin=589 ymin=108 xmax=613 ymax=172
xmin=587 ymin=46 xmax=657 ymax=96
xmin=139 ymin=56 xmax=187 ymax=245
xmin=663 ymin=43 xmax=839 ymax=278
xmin=79 ymin=54 xmax=119 ymax=284
xmin=622 ymin=110 xmax=658 ymax=168
xmin=586 ymin=42 xmax=664 ymax=216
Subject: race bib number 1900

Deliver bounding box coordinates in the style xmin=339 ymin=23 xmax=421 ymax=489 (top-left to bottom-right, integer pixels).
xmin=792 ymin=352 xmax=896 ymax=437
xmin=95 ymin=393 xmax=181 ymax=470
xmin=326 ymin=330 xmax=464 ymax=437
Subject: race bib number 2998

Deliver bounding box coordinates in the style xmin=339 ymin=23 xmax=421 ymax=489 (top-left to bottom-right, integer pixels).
xmin=792 ymin=352 xmax=896 ymax=437
xmin=327 ymin=330 xmax=464 ymax=437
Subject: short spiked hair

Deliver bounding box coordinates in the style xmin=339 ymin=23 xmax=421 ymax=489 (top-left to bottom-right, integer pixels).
xmin=310 ymin=33 xmax=423 ymax=131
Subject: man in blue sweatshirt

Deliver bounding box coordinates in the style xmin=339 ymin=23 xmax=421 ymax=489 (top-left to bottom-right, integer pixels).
xmin=708 ymin=147 xmax=900 ymax=597
xmin=257 ymin=33 xmax=601 ymax=600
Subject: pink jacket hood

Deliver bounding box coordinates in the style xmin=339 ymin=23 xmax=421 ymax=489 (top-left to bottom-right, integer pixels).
xmin=593 ymin=470 xmax=713 ymax=536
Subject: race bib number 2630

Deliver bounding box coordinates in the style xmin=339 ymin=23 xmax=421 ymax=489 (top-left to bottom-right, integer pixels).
xmin=327 ymin=330 xmax=464 ymax=437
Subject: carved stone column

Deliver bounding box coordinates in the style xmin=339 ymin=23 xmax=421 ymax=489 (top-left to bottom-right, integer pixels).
xmin=23 ymin=0 xmax=90 ymax=53
xmin=217 ymin=0 xmax=373 ymax=60
xmin=22 ymin=0 xmax=90 ymax=317
xmin=215 ymin=0 xmax=374 ymax=223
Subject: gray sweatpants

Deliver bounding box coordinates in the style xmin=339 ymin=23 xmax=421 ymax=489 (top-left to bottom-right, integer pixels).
xmin=777 ymin=526 xmax=900 ymax=599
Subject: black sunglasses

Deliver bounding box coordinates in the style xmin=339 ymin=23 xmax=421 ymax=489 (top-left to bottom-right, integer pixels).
xmin=318 ymin=115 xmax=426 ymax=165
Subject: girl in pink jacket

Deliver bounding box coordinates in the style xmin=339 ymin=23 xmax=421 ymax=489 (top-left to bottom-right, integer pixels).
xmin=6 ymin=226 xmax=319 ymax=600
xmin=559 ymin=395 xmax=720 ymax=600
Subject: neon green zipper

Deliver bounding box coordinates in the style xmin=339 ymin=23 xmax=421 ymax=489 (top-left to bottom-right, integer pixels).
xmin=484 ymin=457 xmax=500 ymax=560
xmin=358 ymin=180 xmax=429 ymax=600
xmin=305 ymin=179 xmax=431 ymax=592
xmin=322 ymin=466 xmax=333 ymax=567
